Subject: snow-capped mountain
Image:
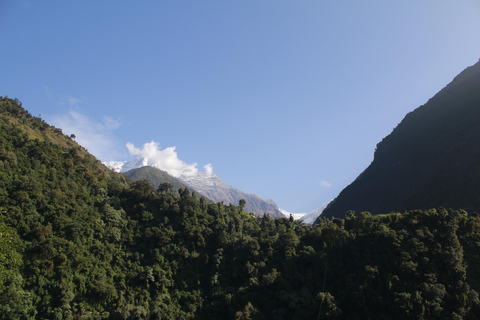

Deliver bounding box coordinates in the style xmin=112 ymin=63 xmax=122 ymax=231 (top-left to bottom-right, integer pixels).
xmin=104 ymin=157 xmax=284 ymax=217
xmin=103 ymin=160 xmax=127 ymax=173
xmin=279 ymin=209 xmax=307 ymax=220
xmin=280 ymin=201 xmax=331 ymax=224
xmin=104 ymin=159 xmax=155 ymax=173
xmin=301 ymin=201 xmax=331 ymax=223
xmin=180 ymin=171 xmax=284 ymax=217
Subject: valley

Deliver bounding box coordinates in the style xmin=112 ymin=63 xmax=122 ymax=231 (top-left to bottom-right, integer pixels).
xmin=1 ymin=60 xmax=480 ymax=319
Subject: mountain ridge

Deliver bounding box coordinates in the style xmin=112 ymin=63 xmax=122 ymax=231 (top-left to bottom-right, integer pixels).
xmin=321 ymin=60 xmax=480 ymax=219
xmin=121 ymin=166 xmax=205 ymax=200
xmin=104 ymin=159 xmax=285 ymax=217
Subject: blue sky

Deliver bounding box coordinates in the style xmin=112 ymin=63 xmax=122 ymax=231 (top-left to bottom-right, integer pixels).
xmin=1 ymin=1 xmax=480 ymax=213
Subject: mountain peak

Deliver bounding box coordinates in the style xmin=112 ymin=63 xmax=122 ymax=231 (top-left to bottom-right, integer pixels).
xmin=104 ymin=157 xmax=162 ymax=174
xmin=104 ymin=157 xmax=284 ymax=217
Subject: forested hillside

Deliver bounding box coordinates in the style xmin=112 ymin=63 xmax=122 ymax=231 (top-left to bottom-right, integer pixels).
xmin=122 ymin=166 xmax=205 ymax=201
xmin=322 ymin=61 xmax=480 ymax=219
xmin=2 ymin=96 xmax=480 ymax=319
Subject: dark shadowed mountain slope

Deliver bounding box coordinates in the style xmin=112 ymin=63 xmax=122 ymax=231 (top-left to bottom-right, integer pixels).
xmin=322 ymin=60 xmax=480 ymax=219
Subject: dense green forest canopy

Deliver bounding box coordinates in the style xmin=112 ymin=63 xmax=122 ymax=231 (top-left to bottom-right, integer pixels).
xmin=2 ymin=96 xmax=480 ymax=319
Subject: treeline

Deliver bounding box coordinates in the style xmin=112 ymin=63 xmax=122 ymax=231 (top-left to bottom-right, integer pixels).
xmin=2 ymin=97 xmax=480 ymax=319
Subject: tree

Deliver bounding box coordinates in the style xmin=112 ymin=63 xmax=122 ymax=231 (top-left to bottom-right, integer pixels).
xmin=0 ymin=219 xmax=22 ymax=290
xmin=158 ymin=182 xmax=174 ymax=194
xmin=239 ymin=199 xmax=246 ymax=211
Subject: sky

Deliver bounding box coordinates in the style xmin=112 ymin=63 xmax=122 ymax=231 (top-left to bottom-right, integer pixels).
xmin=1 ymin=1 xmax=480 ymax=213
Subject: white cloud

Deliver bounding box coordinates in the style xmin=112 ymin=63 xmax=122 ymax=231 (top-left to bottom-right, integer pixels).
xmin=319 ymin=180 xmax=332 ymax=188
xmin=102 ymin=116 xmax=122 ymax=130
xmin=66 ymin=97 xmax=81 ymax=108
xmin=126 ymin=141 xmax=212 ymax=178
xmin=43 ymin=90 xmax=122 ymax=161
xmin=42 ymin=87 xmax=85 ymax=110
xmin=50 ymin=110 xmax=122 ymax=161
xmin=204 ymin=163 xmax=214 ymax=175
xmin=127 ymin=142 xmax=199 ymax=178
xmin=42 ymin=86 xmax=53 ymax=98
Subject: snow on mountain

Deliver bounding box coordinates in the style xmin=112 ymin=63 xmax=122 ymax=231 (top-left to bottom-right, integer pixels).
xmin=279 ymin=209 xmax=307 ymax=220
xmin=178 ymin=171 xmax=284 ymax=217
xmin=280 ymin=200 xmax=332 ymax=224
xmin=179 ymin=171 xmax=222 ymax=189
xmin=301 ymin=201 xmax=331 ymax=224
xmin=103 ymin=160 xmax=127 ymax=173
xmin=103 ymin=157 xmax=284 ymax=217
xmin=104 ymin=158 xmax=156 ymax=173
